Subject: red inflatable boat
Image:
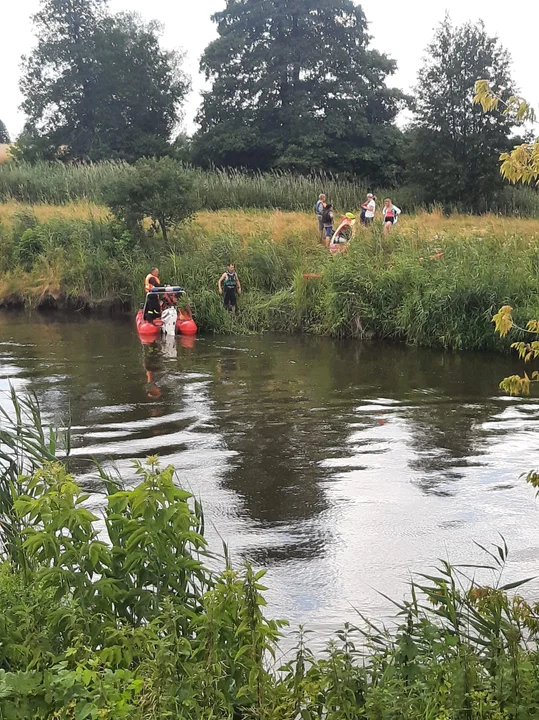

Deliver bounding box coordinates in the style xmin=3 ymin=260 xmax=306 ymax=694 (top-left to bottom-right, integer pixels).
xmin=136 ymin=286 xmax=197 ymax=340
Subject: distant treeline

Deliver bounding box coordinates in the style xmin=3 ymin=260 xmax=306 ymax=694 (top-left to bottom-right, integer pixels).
xmin=0 ymin=0 xmax=535 ymax=213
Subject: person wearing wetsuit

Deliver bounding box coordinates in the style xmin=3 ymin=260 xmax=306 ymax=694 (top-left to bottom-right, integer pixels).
xmin=218 ymin=263 xmax=242 ymax=313
xmin=144 ymin=267 xmax=161 ymax=322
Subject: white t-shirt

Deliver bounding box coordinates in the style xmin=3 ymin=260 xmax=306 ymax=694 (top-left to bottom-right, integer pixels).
xmin=365 ymin=200 xmax=376 ymax=218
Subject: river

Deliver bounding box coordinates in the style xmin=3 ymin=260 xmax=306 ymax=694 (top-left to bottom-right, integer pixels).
xmin=1 ymin=310 xmax=539 ymax=642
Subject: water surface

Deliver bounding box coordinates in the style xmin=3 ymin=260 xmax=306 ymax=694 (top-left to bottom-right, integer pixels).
xmin=1 ymin=311 xmax=538 ymax=638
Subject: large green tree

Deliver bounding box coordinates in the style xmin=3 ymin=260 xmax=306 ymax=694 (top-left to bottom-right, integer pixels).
xmin=19 ymin=0 xmax=188 ymax=162
xmin=0 ymin=120 xmax=10 ymax=144
xmin=407 ymin=17 xmax=518 ymax=209
xmin=192 ymin=0 xmax=404 ymax=182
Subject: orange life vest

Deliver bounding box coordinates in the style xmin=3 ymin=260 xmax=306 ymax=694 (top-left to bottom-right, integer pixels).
xmin=145 ymin=273 xmax=160 ymax=293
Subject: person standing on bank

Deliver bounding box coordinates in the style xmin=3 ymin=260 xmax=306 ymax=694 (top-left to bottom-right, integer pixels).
xmin=364 ymin=194 xmax=376 ymax=227
xmin=315 ymin=193 xmax=326 ymax=242
xmin=382 ymin=198 xmax=401 ymax=235
xmin=321 ymin=203 xmax=334 ymax=247
xmin=219 ymin=263 xmax=242 ymax=314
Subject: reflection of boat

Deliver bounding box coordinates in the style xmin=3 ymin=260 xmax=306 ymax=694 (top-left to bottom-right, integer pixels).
xmin=136 ymin=286 xmax=197 ymax=340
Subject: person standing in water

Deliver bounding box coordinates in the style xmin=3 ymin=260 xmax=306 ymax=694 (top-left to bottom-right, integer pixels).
xmin=382 ymin=198 xmax=401 ymax=234
xmin=144 ymin=267 xmax=161 ymax=322
xmin=219 ymin=263 xmax=242 ymax=314
xmin=315 ymin=193 xmax=326 ymax=242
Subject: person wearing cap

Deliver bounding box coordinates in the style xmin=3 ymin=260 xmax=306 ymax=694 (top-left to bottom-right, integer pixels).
xmin=364 ymin=194 xmax=376 ymax=227
xmin=315 ymin=193 xmax=327 ymax=242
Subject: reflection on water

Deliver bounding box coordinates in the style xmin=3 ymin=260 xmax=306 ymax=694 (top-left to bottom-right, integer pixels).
xmin=1 ymin=310 xmax=539 ymax=635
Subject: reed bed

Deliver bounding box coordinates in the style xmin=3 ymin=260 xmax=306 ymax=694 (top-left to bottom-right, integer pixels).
xmin=1 ymin=160 xmax=539 ymax=215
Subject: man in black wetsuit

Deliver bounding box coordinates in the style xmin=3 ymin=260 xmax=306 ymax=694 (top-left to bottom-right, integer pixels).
xmin=218 ymin=263 xmax=242 ymax=314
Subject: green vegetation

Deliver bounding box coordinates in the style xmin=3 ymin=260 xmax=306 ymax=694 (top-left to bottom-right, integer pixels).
xmin=3 ymin=206 xmax=539 ymax=351
xmin=408 ymin=17 xmax=519 ymax=208
xmin=18 ymin=0 xmax=187 ymax=162
xmin=1 ymin=161 xmax=539 ymax=215
xmin=103 ymin=157 xmax=199 ymax=242
xmin=1 ymin=390 xmax=539 ymax=718
xmin=8 ymin=0 xmax=529 ymax=211
xmin=194 ymin=0 xmax=402 ymax=182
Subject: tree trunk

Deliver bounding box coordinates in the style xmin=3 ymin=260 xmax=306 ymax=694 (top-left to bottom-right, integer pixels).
xmin=159 ymin=218 xmax=168 ymax=243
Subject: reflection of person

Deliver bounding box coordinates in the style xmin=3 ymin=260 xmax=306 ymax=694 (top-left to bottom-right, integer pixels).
xmin=144 ymin=267 xmax=161 ymax=322
xmin=142 ymin=343 xmax=162 ymax=399
xmin=382 ymin=198 xmax=401 ymax=235
xmin=315 ymin=193 xmax=326 ymax=242
xmin=218 ymin=263 xmax=242 ymax=314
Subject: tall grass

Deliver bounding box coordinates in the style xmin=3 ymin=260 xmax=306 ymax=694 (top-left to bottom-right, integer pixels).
xmin=2 ymin=208 xmax=539 ymax=350
xmin=1 ymin=160 xmax=539 ymax=214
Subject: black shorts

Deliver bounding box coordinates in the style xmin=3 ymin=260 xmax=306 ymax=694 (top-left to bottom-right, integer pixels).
xmin=224 ymin=288 xmax=237 ymax=308
xmin=385 ymin=216 xmax=395 ymax=224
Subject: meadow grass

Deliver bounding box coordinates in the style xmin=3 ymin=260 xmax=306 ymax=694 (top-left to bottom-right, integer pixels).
xmin=2 ymin=203 xmax=539 ymax=350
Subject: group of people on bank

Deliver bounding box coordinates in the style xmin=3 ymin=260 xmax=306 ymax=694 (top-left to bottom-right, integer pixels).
xmin=143 ymin=192 xmax=401 ymax=322
xmin=143 ymin=264 xmax=241 ymax=322
xmin=315 ymin=192 xmax=401 ymax=245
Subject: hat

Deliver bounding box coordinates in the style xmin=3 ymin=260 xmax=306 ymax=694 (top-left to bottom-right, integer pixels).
xmin=345 ymin=212 xmax=356 ymax=220
xmin=367 ymin=193 xmax=373 ymax=198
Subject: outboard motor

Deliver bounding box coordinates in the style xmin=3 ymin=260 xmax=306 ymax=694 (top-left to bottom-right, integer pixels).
xmin=161 ymin=306 xmax=178 ymax=336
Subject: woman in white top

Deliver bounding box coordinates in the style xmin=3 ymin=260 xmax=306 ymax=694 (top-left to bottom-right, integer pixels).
xmin=382 ymin=198 xmax=401 ymax=234
xmin=364 ymin=193 xmax=376 ymax=227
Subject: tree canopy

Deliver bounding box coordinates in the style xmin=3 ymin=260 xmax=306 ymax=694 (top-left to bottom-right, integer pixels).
xmin=19 ymin=0 xmax=188 ymax=162
xmin=406 ymin=17 xmax=518 ymax=209
xmin=192 ymin=0 xmax=404 ymax=183
xmin=103 ymin=157 xmax=199 ymax=242
xmin=0 ymin=120 xmax=10 ymax=144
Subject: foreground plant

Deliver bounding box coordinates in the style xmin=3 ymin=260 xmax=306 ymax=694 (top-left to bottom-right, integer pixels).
xmin=2 ymin=393 xmax=539 ymax=718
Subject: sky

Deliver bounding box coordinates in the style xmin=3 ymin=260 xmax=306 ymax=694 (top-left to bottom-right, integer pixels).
xmin=2 ymin=0 xmax=539 ymax=140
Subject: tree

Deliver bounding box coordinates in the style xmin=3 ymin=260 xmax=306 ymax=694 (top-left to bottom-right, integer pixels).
xmin=19 ymin=0 xmax=188 ymax=162
xmin=0 ymin=120 xmax=10 ymax=144
xmin=407 ymin=17 xmax=518 ymax=209
xmin=104 ymin=157 xmax=199 ymax=242
xmin=192 ymin=0 xmax=404 ymax=182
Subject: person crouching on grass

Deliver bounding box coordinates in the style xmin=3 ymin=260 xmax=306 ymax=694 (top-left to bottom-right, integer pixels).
xmin=219 ymin=263 xmax=242 ymax=314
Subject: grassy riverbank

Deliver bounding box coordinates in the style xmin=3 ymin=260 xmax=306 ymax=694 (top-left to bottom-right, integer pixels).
xmin=1 ymin=393 xmax=539 ymax=719
xmin=2 ymin=203 xmax=539 ymax=350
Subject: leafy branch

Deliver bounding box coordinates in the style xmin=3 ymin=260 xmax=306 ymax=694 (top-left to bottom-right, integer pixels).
xmin=474 ymin=80 xmax=539 ymax=185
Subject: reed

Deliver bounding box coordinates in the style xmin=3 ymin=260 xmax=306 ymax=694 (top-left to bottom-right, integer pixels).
xmin=1 ymin=160 xmax=539 ymax=214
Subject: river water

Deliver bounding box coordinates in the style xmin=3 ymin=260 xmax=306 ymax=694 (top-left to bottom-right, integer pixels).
xmin=1 ymin=311 xmax=539 ymax=640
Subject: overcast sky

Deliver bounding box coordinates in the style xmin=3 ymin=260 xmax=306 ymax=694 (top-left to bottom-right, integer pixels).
xmin=2 ymin=0 xmax=538 ymax=140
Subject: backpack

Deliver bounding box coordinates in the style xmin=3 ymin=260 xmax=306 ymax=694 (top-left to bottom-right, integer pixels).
xmin=322 ymin=207 xmax=332 ymax=225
